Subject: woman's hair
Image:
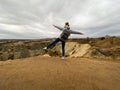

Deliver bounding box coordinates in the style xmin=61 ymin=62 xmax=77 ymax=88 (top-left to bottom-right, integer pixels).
xmin=65 ymin=22 xmax=69 ymax=26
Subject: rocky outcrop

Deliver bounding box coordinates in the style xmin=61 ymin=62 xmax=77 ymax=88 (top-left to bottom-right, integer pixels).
xmin=0 ymin=40 xmax=48 ymax=61
xmin=0 ymin=37 xmax=120 ymax=61
xmin=47 ymin=42 xmax=120 ymax=60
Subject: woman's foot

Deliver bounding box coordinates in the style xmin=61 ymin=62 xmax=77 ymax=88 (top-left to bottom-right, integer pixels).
xmin=61 ymin=56 xmax=64 ymax=60
xmin=43 ymin=47 xmax=47 ymax=50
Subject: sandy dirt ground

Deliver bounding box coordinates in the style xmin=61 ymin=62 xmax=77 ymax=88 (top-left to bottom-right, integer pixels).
xmin=0 ymin=56 xmax=120 ymax=90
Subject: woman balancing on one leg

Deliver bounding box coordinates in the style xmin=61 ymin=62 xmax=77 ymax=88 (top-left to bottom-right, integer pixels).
xmin=43 ymin=22 xmax=84 ymax=59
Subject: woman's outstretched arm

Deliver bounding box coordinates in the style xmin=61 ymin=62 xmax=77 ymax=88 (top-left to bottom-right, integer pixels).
xmin=53 ymin=25 xmax=64 ymax=31
xmin=69 ymin=30 xmax=84 ymax=35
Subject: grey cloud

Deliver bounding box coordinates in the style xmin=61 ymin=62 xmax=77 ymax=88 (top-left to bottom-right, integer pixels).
xmin=0 ymin=0 xmax=120 ymax=39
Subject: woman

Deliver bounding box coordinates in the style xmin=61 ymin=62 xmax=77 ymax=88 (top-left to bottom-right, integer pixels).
xmin=43 ymin=22 xmax=83 ymax=59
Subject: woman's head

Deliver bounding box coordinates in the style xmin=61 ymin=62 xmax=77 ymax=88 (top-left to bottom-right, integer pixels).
xmin=65 ymin=22 xmax=69 ymax=26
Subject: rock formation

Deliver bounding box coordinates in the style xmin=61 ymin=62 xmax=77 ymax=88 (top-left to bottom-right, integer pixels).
xmin=0 ymin=37 xmax=120 ymax=61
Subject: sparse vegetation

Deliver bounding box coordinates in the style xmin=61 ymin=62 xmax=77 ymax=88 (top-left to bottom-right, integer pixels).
xmin=0 ymin=36 xmax=120 ymax=61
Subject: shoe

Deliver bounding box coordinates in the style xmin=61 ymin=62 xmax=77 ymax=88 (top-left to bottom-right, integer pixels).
xmin=43 ymin=47 xmax=47 ymax=50
xmin=61 ymin=56 xmax=64 ymax=60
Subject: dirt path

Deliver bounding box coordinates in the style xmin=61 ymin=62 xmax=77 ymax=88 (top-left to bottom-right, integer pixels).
xmin=0 ymin=56 xmax=120 ymax=90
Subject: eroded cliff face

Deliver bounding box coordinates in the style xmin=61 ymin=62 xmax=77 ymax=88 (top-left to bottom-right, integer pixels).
xmin=47 ymin=42 xmax=120 ymax=60
xmin=0 ymin=37 xmax=120 ymax=61
xmin=0 ymin=40 xmax=48 ymax=61
xmin=46 ymin=37 xmax=120 ymax=60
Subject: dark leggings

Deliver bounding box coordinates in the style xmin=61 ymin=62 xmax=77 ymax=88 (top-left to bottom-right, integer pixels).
xmin=46 ymin=38 xmax=65 ymax=57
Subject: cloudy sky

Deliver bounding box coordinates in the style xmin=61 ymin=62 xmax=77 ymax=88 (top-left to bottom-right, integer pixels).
xmin=0 ymin=0 xmax=120 ymax=39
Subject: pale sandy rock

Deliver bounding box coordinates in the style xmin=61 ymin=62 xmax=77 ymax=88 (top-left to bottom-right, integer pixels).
xmin=70 ymin=44 xmax=91 ymax=57
xmin=42 ymin=54 xmax=51 ymax=57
